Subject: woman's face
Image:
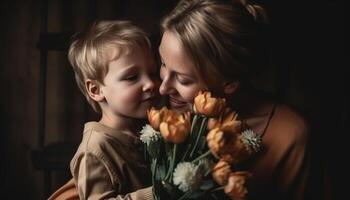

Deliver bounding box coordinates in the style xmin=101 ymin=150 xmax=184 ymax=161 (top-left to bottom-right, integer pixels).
xmin=159 ymin=30 xmax=207 ymax=112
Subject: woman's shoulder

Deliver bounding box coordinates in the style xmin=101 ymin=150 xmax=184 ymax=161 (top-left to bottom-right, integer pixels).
xmin=267 ymin=103 xmax=309 ymax=144
xmin=274 ymin=104 xmax=308 ymax=131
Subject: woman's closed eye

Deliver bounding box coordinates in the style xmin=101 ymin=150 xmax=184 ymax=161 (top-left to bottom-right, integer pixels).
xmin=176 ymin=74 xmax=193 ymax=85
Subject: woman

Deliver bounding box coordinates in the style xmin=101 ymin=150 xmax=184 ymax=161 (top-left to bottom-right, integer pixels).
xmin=158 ymin=0 xmax=310 ymax=199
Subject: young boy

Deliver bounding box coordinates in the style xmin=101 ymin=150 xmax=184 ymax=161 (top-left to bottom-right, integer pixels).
xmin=68 ymin=20 xmax=158 ymax=199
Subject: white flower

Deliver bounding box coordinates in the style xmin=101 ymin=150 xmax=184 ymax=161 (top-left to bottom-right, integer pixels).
xmin=140 ymin=124 xmax=161 ymax=145
xmin=241 ymin=129 xmax=262 ymax=153
xmin=173 ymin=162 xmax=202 ymax=192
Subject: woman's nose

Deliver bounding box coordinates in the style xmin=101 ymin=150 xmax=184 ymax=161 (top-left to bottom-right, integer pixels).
xmin=159 ymin=74 xmax=173 ymax=95
xmin=159 ymin=67 xmax=172 ymax=95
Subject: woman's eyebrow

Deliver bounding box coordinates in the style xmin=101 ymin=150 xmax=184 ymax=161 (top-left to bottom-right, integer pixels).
xmin=158 ymin=51 xmax=195 ymax=78
xmin=175 ymin=71 xmax=193 ymax=78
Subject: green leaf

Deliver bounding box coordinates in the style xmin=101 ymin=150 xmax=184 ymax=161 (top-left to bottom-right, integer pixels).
xmin=151 ymin=159 xmax=157 ymax=175
xmin=199 ymin=180 xmax=215 ymax=190
xmin=198 ymin=136 xmax=207 ymax=151
xmin=177 ymin=191 xmax=191 ymax=200
xmin=147 ymin=142 xmax=158 ymax=158
xmin=157 ymin=162 xmax=167 ymax=180
xmin=187 ymin=190 xmax=206 ymax=199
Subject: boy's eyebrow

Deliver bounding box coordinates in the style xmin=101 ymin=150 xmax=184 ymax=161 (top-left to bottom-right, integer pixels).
xmin=119 ymin=65 xmax=138 ymax=75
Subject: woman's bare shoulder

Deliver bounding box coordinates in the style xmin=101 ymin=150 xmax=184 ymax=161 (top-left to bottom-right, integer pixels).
xmin=266 ymin=104 xmax=309 ymax=144
xmin=274 ymin=105 xmax=308 ymax=129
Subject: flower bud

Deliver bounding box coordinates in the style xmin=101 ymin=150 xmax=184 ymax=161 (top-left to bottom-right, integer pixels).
xmin=212 ymin=159 xmax=232 ymax=185
xmin=207 ymin=110 xmax=241 ymax=132
xmin=207 ymin=127 xmax=238 ymax=160
xmin=224 ymin=172 xmax=252 ymax=200
xmin=147 ymin=107 xmax=164 ymax=130
xmin=159 ymin=111 xmax=191 ymax=143
xmin=222 ymin=132 xmax=261 ymax=165
xmin=207 ymin=128 xmax=225 ymax=158
xmin=194 ymin=91 xmax=226 ymax=117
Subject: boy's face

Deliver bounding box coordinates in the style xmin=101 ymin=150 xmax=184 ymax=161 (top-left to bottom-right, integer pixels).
xmin=100 ymin=46 xmax=160 ymax=119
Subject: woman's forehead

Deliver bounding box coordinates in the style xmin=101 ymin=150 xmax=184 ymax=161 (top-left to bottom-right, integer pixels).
xmin=159 ymin=31 xmax=197 ymax=76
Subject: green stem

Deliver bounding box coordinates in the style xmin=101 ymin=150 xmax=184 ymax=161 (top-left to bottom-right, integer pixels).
xmin=165 ymin=144 xmax=178 ymax=181
xmin=180 ymin=143 xmax=191 ymax=162
xmin=169 ymin=144 xmax=178 ymax=181
xmin=151 ymin=159 xmax=157 ymax=183
xmin=180 ymin=115 xmax=199 ymax=162
xmin=191 ymin=114 xmax=198 ymax=133
xmin=189 ymin=117 xmax=208 ymax=158
xmin=151 ymin=159 xmax=158 ymax=200
xmin=191 ymin=149 xmax=212 ymax=164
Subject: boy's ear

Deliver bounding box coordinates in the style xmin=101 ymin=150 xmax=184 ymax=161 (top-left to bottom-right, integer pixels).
xmin=85 ymin=79 xmax=104 ymax=102
xmin=223 ymin=81 xmax=239 ymax=95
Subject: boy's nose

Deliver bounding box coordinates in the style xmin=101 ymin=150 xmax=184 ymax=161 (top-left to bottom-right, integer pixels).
xmin=143 ymin=77 xmax=157 ymax=92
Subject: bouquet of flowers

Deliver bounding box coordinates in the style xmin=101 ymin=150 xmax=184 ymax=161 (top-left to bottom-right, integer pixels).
xmin=140 ymin=91 xmax=262 ymax=200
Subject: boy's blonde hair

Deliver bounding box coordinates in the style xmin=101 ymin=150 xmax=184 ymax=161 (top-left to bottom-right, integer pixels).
xmin=68 ymin=20 xmax=151 ymax=113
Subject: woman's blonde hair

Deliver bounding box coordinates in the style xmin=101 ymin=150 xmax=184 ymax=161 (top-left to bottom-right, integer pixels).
xmin=68 ymin=20 xmax=151 ymax=113
xmin=161 ymin=0 xmax=268 ymax=93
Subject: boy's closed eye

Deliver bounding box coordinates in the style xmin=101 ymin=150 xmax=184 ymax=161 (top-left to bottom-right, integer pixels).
xmin=123 ymin=73 xmax=139 ymax=81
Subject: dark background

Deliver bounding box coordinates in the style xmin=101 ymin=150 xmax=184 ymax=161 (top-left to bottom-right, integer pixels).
xmin=0 ymin=0 xmax=345 ymax=199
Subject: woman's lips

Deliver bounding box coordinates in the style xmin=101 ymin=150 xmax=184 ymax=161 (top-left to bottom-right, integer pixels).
xmin=169 ymin=97 xmax=187 ymax=109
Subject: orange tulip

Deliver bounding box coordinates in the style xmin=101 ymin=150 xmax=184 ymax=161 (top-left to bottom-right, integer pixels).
xmin=147 ymin=107 xmax=164 ymax=130
xmin=212 ymin=159 xmax=232 ymax=186
xmin=159 ymin=111 xmax=191 ymax=143
xmin=161 ymin=108 xmax=178 ymax=123
xmin=207 ymin=128 xmax=225 ymax=158
xmin=224 ymin=172 xmax=252 ymax=200
xmin=207 ymin=127 xmax=238 ymax=159
xmin=207 ymin=110 xmax=241 ymax=132
xmin=224 ymin=134 xmax=257 ymax=164
xmin=193 ymin=91 xmax=226 ymax=117
xmin=207 ymin=127 xmax=255 ymax=164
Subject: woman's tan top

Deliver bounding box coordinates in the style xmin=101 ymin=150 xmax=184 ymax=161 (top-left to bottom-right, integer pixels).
xmin=70 ymin=122 xmax=153 ymax=200
xmin=243 ymin=104 xmax=310 ymax=200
